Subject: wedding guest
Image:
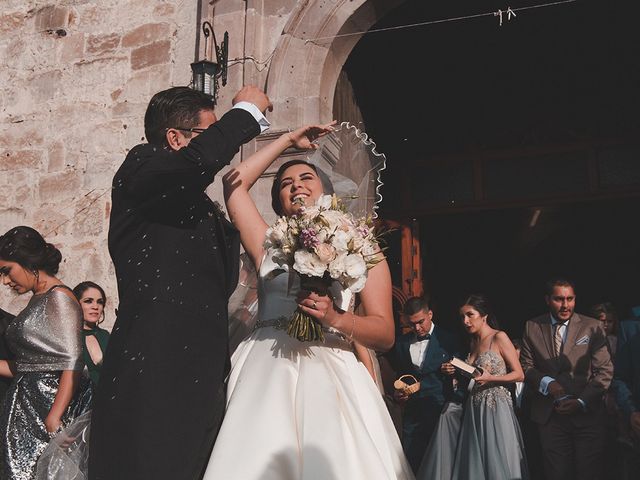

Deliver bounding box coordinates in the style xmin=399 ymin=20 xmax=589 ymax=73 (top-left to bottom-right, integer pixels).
xmin=73 ymin=281 xmax=110 ymax=386
xmin=613 ymin=319 xmax=640 ymax=477
xmin=590 ymin=302 xmax=619 ymax=357
xmin=438 ymin=294 xmax=527 ymax=480
xmin=617 ymin=307 xmax=640 ymax=356
xmin=90 ymin=85 xmax=270 ymax=480
xmin=0 ymin=226 xmax=87 ymax=480
xmin=390 ymin=295 xmax=461 ymax=472
xmin=520 ymin=278 xmax=613 ymax=480
xmin=0 ymin=307 xmax=14 ymax=402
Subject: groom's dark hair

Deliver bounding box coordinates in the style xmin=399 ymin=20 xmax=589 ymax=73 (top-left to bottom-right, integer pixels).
xmin=144 ymin=87 xmax=215 ymax=146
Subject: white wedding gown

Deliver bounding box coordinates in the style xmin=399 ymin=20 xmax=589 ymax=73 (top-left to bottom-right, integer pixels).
xmin=203 ymin=255 xmax=414 ymax=479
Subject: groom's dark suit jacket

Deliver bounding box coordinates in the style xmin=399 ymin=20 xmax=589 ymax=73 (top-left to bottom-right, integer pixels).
xmin=390 ymin=325 xmax=461 ymax=471
xmin=89 ymin=108 xmax=260 ymax=480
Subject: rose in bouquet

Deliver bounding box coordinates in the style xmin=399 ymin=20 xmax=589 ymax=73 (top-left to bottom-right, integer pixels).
xmin=264 ymin=194 xmax=382 ymax=342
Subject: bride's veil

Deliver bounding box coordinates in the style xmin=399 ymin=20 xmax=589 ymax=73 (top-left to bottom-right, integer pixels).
xmin=227 ymin=122 xmax=388 ymax=355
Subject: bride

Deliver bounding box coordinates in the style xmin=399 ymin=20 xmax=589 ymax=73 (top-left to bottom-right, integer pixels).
xmin=202 ymin=123 xmax=414 ymax=480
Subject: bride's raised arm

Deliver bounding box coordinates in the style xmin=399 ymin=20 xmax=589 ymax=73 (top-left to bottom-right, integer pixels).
xmin=222 ymin=123 xmax=335 ymax=269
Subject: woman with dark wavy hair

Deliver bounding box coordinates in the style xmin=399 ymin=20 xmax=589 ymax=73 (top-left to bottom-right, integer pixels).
xmin=73 ymin=281 xmax=110 ymax=386
xmin=0 ymin=226 xmax=87 ymax=480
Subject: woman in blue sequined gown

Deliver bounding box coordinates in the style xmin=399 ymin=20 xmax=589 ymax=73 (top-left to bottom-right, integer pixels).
xmin=202 ymin=124 xmax=414 ymax=479
xmin=419 ymin=294 xmax=528 ymax=480
xmin=0 ymin=226 xmax=88 ymax=480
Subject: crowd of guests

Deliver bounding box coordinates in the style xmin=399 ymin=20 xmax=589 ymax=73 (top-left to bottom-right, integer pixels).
xmin=2 ymin=223 xmax=638 ymax=480
xmin=387 ymin=281 xmax=640 ymax=480
xmin=0 ymin=226 xmax=110 ymax=479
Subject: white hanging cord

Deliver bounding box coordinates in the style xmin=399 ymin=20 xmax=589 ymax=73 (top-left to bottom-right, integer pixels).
xmin=305 ymin=0 xmax=578 ymax=44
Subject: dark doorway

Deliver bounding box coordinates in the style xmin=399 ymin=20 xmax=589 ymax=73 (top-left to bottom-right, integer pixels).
xmin=420 ymin=198 xmax=640 ymax=337
xmin=342 ymin=0 xmax=640 ymax=330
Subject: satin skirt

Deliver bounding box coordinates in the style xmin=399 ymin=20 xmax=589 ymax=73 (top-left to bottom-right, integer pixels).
xmin=203 ymin=326 xmax=414 ymax=480
xmin=452 ymin=392 xmax=528 ymax=480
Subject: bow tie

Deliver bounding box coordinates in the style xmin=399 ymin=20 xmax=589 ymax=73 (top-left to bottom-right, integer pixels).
xmin=416 ymin=334 xmax=431 ymax=342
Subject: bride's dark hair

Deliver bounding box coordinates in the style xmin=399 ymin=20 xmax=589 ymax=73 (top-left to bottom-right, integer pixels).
xmin=270 ymin=160 xmax=334 ymax=215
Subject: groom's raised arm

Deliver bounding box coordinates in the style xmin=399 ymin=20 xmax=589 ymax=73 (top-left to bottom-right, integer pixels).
xmin=123 ymin=108 xmax=261 ymax=200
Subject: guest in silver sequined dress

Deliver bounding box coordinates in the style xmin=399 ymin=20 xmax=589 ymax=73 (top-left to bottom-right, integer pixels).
xmin=0 ymin=226 xmax=87 ymax=480
xmin=418 ymin=294 xmax=528 ymax=480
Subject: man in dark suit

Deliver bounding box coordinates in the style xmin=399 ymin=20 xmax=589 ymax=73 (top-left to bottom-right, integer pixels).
xmin=89 ymin=85 xmax=270 ymax=480
xmin=521 ymin=278 xmax=613 ymax=480
xmin=0 ymin=308 xmax=14 ymax=402
xmin=390 ymin=296 xmax=461 ymax=472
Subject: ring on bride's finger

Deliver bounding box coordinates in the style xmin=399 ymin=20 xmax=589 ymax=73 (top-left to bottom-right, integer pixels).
xmin=312 ymin=301 xmax=317 ymax=309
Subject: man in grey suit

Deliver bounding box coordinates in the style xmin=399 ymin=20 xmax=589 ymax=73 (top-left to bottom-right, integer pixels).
xmin=520 ymin=278 xmax=613 ymax=480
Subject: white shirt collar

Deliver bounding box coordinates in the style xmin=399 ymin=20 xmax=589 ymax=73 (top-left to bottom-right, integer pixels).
xmin=550 ymin=313 xmax=570 ymax=326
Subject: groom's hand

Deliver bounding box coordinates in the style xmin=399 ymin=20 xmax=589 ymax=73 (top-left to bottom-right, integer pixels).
xmin=233 ymin=85 xmax=272 ymax=114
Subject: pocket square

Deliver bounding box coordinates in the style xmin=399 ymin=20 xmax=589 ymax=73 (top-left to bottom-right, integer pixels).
xmin=575 ymin=335 xmax=590 ymax=345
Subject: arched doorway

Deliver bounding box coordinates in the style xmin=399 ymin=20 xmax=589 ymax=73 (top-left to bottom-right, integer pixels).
xmin=341 ymin=0 xmax=640 ymax=335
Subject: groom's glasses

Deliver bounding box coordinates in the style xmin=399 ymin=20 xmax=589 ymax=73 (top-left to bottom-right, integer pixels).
xmin=173 ymin=127 xmax=207 ymax=134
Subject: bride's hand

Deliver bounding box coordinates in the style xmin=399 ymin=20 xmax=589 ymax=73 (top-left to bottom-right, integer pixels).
xmin=296 ymin=290 xmax=338 ymax=328
xmin=287 ymin=121 xmax=337 ymax=150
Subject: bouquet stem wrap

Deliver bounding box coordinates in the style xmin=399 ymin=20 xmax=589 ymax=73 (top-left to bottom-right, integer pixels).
xmin=287 ymin=274 xmax=330 ymax=342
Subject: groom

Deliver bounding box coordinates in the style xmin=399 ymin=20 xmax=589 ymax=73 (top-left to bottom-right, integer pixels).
xmin=89 ymin=85 xmax=271 ymax=479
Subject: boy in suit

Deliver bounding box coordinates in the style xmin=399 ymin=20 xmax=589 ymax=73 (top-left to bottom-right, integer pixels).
xmin=390 ymin=296 xmax=461 ymax=472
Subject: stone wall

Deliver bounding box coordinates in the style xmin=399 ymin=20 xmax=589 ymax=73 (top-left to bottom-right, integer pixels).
xmin=0 ymin=0 xmax=199 ymax=320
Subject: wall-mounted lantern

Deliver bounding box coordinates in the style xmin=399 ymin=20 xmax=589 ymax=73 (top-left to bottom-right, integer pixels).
xmin=191 ymin=21 xmax=228 ymax=102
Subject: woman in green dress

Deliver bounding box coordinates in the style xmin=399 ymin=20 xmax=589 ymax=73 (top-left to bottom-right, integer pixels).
xmin=73 ymin=281 xmax=110 ymax=386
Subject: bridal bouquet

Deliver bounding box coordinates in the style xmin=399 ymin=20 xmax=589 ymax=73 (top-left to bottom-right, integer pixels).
xmin=264 ymin=194 xmax=382 ymax=342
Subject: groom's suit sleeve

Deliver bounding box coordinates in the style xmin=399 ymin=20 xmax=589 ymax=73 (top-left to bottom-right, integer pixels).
xmin=123 ymin=108 xmax=260 ymax=202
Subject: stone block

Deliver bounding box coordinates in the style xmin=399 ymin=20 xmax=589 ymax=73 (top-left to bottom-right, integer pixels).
xmin=147 ymin=64 xmax=171 ymax=93
xmin=0 ymin=11 xmax=25 ymax=35
xmin=0 ymin=149 xmax=43 ymax=171
xmin=0 ymin=207 xmax=27 ymax=231
xmin=86 ymin=33 xmax=119 ymax=56
xmin=73 ymin=195 xmax=105 ymax=236
xmin=122 ymin=23 xmax=170 ymax=48
xmin=48 ymin=141 xmax=65 ymax=172
xmin=59 ymin=33 xmax=85 ymax=63
xmin=153 ymin=3 xmax=175 ymax=17
xmin=31 ymin=205 xmax=70 ymax=236
xmin=38 ymin=170 xmax=81 ymax=201
xmin=15 ymin=184 xmax=34 ymax=204
xmin=35 ymin=5 xmax=68 ymax=32
xmin=29 ymin=69 xmax=63 ymax=104
xmin=0 ymin=125 xmax=44 ymax=149
xmin=131 ymin=40 xmax=171 ymax=71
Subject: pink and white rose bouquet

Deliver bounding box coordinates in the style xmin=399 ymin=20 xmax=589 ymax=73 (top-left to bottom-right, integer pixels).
xmin=264 ymin=194 xmax=382 ymax=341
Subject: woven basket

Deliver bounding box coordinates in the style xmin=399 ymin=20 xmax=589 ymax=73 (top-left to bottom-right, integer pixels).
xmin=393 ymin=374 xmax=420 ymax=395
